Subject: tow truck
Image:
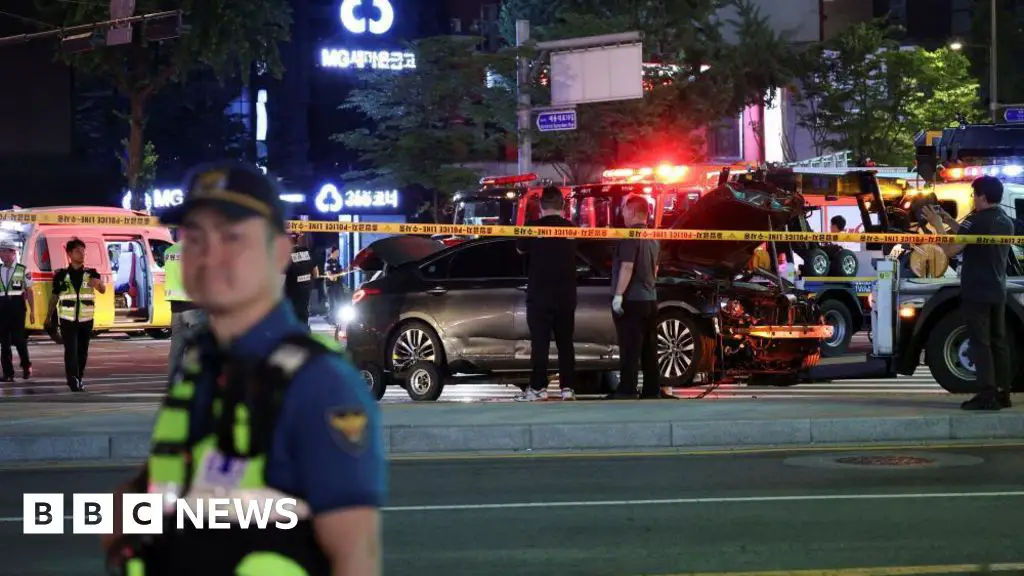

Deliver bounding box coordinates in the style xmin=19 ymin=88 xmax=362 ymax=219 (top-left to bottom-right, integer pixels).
xmin=789 ymin=170 xmax=1024 ymax=393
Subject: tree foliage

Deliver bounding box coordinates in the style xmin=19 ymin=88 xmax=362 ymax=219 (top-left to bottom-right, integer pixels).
xmin=501 ymin=0 xmax=803 ymax=181
xmin=40 ymin=0 xmax=290 ymax=209
xmin=796 ymin=21 xmax=984 ymax=166
xmin=335 ymin=36 xmax=517 ymax=195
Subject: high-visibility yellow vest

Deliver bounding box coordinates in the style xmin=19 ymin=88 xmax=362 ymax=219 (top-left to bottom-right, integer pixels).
xmin=1 ymin=263 xmax=26 ymax=297
xmin=163 ymin=243 xmax=190 ymax=303
xmin=55 ymin=268 xmax=96 ymax=323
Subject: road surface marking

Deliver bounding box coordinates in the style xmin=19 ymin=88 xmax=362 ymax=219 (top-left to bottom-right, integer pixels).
xmin=650 ymin=563 xmax=1024 ymax=575
xmin=2 ymin=490 xmax=1023 ymax=522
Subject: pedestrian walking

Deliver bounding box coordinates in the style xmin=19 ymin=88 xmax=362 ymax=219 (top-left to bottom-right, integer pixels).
xmin=0 ymin=239 xmax=33 ymax=382
xmin=515 ymin=186 xmax=577 ymax=401
xmin=51 ymin=238 xmax=106 ymax=392
xmin=285 ymin=232 xmax=319 ymax=325
xmin=609 ymin=195 xmax=663 ymax=400
xmin=102 ymin=162 xmax=385 ymax=576
xmin=162 ymin=241 xmax=205 ymax=378
xmin=923 ymin=175 xmax=1014 ymax=410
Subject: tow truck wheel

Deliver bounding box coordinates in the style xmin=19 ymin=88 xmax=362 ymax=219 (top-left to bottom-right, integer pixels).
xmin=404 ymin=360 xmax=444 ymax=402
xmin=926 ymin=313 xmax=978 ymax=394
xmin=655 ymin=309 xmax=714 ymax=388
xmin=819 ymin=300 xmax=853 ymax=357
xmin=801 ymin=248 xmax=830 ymax=277
xmin=830 ymin=249 xmax=859 ymax=277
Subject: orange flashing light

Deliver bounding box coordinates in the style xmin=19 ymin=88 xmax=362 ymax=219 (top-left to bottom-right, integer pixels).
xmin=602 ymin=164 xmax=689 ymax=184
xmin=480 ymin=173 xmax=538 ymax=186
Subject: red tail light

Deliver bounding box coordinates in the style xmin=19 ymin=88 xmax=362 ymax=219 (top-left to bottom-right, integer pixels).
xmin=352 ymin=288 xmax=381 ymax=304
xmin=480 ymin=173 xmax=537 ymax=186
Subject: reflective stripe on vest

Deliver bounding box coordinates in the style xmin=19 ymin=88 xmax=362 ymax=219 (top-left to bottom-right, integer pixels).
xmin=1 ymin=264 xmax=26 ymax=297
xmin=56 ymin=271 xmax=95 ymax=322
xmin=296 ymin=274 xmax=312 ymax=283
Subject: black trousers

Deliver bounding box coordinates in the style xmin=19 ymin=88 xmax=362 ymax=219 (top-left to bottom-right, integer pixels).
xmin=0 ymin=302 xmax=30 ymax=377
xmin=527 ymin=298 xmax=576 ymax=391
xmin=59 ymin=319 xmax=93 ymax=384
xmin=614 ymin=300 xmax=659 ymax=397
xmin=962 ymin=299 xmax=1011 ymax=398
xmin=289 ymin=293 xmax=311 ymax=325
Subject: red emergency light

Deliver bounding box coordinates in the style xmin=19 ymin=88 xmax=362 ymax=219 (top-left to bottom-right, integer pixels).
xmin=480 ymin=173 xmax=538 ymax=186
xmin=601 ymin=164 xmax=689 ymax=184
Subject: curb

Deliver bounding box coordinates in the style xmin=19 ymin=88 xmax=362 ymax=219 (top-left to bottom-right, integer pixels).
xmin=2 ymin=413 xmax=1023 ymax=462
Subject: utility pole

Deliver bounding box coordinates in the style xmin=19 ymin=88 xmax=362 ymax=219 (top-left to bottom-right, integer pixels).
xmin=516 ymin=19 xmax=531 ymax=175
xmin=990 ymin=0 xmax=998 ymax=121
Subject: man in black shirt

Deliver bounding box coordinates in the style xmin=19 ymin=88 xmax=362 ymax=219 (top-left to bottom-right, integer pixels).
xmin=284 ymin=233 xmax=319 ymax=325
xmin=924 ymin=176 xmax=1015 ymax=410
xmin=50 ymin=238 xmax=107 ymax=392
xmin=515 ymin=187 xmax=577 ymax=401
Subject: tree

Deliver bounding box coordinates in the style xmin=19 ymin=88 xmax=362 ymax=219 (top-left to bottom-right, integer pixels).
xmin=796 ymin=21 xmax=984 ymax=166
xmin=43 ymin=0 xmax=290 ymax=209
xmin=500 ymin=0 xmax=803 ymax=181
xmin=336 ymin=36 xmax=517 ymax=199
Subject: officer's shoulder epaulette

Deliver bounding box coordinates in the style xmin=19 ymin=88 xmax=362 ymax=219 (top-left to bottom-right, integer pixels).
xmin=264 ymin=333 xmax=351 ymax=380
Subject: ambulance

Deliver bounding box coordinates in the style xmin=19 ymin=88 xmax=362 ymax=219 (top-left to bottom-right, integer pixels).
xmin=0 ymin=206 xmax=174 ymax=338
xmin=442 ymin=173 xmax=573 ymax=245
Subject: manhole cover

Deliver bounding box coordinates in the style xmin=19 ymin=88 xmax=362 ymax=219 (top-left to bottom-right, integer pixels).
xmin=833 ymin=455 xmax=935 ymax=467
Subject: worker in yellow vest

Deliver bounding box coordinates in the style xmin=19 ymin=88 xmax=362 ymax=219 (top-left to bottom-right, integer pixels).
xmin=0 ymin=239 xmax=34 ymax=381
xmin=164 ymin=241 xmax=205 ymax=376
xmin=51 ymin=238 xmax=106 ymax=392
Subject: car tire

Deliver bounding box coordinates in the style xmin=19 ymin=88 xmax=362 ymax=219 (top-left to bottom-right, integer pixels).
xmin=655 ymin=309 xmax=715 ymax=388
xmin=819 ymin=300 xmax=853 ymax=357
xmin=925 ymin=313 xmax=978 ymax=394
xmin=359 ymin=363 xmax=388 ymax=401
xmin=146 ymin=328 xmax=171 ymax=340
xmin=801 ymin=247 xmax=831 ymax=277
xmin=387 ymin=321 xmax=443 ymax=377
xmin=830 ymin=249 xmax=859 ymax=277
xmin=404 ymin=360 xmax=444 ymax=402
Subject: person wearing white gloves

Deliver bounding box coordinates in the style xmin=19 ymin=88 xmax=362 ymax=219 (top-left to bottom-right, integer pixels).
xmin=608 ymin=195 xmax=662 ymax=400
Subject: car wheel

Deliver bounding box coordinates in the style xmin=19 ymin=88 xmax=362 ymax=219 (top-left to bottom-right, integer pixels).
xmin=404 ymin=360 xmax=444 ymax=402
xmin=146 ymin=328 xmax=171 ymax=340
xmin=388 ymin=321 xmax=442 ymax=376
xmin=655 ymin=309 xmax=714 ymax=388
xmin=801 ymin=247 xmax=831 ymax=277
xmin=359 ymin=363 xmax=388 ymax=401
xmin=925 ymin=313 xmax=977 ymax=394
xmin=819 ymin=300 xmax=853 ymax=357
xmin=830 ymin=249 xmax=859 ymax=277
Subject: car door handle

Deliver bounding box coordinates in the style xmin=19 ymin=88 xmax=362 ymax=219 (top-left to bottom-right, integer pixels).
xmin=517 ymin=285 xmax=528 ymax=291
xmin=426 ymin=287 xmax=448 ymax=295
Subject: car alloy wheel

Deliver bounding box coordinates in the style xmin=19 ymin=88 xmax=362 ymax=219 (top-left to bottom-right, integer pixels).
xmin=391 ymin=327 xmax=436 ymax=372
xmin=657 ymin=318 xmax=695 ymax=380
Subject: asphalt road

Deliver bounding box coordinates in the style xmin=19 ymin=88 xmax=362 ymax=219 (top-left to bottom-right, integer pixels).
xmin=0 ymin=445 xmax=1022 ymax=575
xmin=1 ymin=333 xmax=951 ymax=403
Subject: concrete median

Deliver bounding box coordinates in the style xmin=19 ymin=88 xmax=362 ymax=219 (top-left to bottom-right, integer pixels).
xmin=0 ymin=396 xmax=1022 ymax=462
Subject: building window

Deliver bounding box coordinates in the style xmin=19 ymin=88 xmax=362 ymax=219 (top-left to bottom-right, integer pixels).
xmin=707 ymin=115 xmax=742 ymax=160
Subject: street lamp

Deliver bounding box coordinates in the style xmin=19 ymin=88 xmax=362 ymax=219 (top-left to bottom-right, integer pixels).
xmin=949 ymin=41 xmax=964 ymax=51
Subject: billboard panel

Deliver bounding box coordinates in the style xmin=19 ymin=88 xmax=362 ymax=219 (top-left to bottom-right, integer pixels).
xmin=550 ymin=43 xmax=643 ymax=107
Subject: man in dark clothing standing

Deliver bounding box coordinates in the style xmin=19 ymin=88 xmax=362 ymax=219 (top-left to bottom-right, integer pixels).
xmin=284 ymin=233 xmax=318 ymax=325
xmin=51 ymin=238 xmax=107 ymax=392
xmin=515 ymin=187 xmax=577 ymax=401
xmin=609 ymin=195 xmax=662 ymax=400
xmin=924 ymin=176 xmax=1015 ymax=410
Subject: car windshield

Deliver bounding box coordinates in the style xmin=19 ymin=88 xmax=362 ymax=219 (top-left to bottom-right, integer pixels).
xmin=454 ymin=198 xmax=515 ymax=225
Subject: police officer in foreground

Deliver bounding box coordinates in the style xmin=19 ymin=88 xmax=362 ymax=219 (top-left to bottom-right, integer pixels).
xmin=0 ymin=239 xmax=33 ymax=382
xmin=163 ymin=241 xmax=206 ymax=377
xmin=285 ymin=232 xmax=319 ymax=325
xmin=102 ymin=162 xmax=385 ymax=576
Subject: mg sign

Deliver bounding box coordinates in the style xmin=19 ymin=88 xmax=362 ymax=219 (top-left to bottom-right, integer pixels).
xmin=121 ymin=189 xmax=184 ymax=211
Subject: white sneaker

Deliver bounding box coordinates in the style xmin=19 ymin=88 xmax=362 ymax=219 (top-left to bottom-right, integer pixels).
xmin=560 ymin=388 xmax=576 ymax=401
xmin=514 ymin=389 xmax=548 ymax=402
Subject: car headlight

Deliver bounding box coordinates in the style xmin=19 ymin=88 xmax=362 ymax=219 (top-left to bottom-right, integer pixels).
xmin=335 ymin=305 xmax=357 ymax=324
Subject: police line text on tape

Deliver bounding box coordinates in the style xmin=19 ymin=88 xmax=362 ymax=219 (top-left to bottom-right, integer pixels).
xmin=22 ymin=493 xmax=299 ymax=534
xmin=1 ymin=210 xmax=1021 ymax=245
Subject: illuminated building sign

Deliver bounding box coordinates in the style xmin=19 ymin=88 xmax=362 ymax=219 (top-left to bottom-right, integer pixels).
xmin=320 ymin=48 xmax=415 ymax=71
xmin=121 ymin=189 xmax=184 ymax=211
xmin=340 ymin=0 xmax=393 ymax=35
xmin=320 ymin=0 xmax=415 ymax=72
xmin=315 ymin=184 xmax=400 ymax=213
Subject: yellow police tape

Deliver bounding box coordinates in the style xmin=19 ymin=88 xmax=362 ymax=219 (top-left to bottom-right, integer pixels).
xmin=0 ymin=210 xmax=1021 ymax=245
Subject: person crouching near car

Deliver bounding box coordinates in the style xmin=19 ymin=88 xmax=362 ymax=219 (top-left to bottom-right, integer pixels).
xmin=608 ymin=195 xmax=664 ymax=400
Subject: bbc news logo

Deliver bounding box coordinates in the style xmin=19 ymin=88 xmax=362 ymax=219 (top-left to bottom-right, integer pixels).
xmin=23 ymin=494 xmax=299 ymax=535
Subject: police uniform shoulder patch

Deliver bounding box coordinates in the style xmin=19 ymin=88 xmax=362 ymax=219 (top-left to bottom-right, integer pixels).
xmin=327 ymin=407 xmax=369 ymax=453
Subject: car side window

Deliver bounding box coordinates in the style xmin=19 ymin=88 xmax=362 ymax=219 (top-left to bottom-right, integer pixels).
xmin=420 ymin=256 xmax=451 ymax=280
xmin=448 ymin=241 xmax=524 ymax=279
